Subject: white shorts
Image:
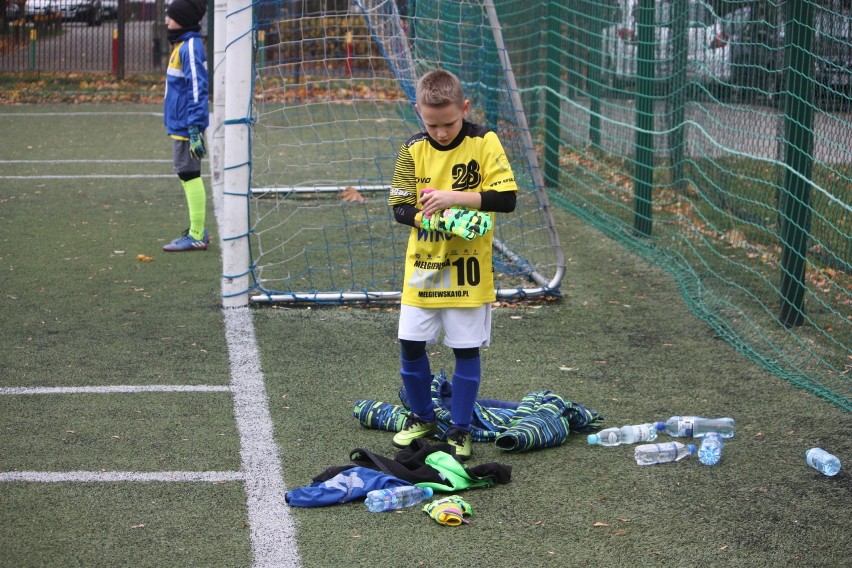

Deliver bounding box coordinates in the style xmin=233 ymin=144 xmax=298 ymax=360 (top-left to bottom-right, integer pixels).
xmin=398 ymin=304 xmax=492 ymax=349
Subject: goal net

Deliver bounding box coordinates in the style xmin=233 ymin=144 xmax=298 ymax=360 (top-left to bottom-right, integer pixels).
xmin=219 ymin=0 xmax=564 ymax=304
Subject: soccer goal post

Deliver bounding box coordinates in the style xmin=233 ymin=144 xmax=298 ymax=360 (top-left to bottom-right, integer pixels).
xmin=216 ymin=0 xmax=564 ymax=306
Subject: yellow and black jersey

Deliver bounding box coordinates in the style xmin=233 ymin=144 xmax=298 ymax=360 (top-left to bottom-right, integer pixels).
xmin=388 ymin=121 xmax=518 ymax=308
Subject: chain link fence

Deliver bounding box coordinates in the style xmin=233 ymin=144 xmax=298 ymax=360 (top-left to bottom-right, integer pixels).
xmin=0 ymin=0 xmax=184 ymax=75
xmin=497 ymin=0 xmax=850 ymax=409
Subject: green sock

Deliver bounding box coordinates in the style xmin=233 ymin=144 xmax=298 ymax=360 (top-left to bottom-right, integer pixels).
xmin=181 ymin=177 xmax=206 ymax=241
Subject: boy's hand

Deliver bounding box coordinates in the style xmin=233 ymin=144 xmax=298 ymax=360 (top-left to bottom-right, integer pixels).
xmin=188 ymin=126 xmax=207 ymax=159
xmin=419 ymin=187 xmax=459 ymax=217
xmin=425 ymin=208 xmax=492 ymax=240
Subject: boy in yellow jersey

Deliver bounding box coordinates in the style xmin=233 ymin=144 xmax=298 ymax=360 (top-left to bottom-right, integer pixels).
xmin=162 ymin=0 xmax=209 ymax=251
xmin=387 ymin=69 xmax=518 ymax=461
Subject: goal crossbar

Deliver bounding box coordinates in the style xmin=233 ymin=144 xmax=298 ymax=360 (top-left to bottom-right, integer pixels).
xmin=218 ymin=0 xmax=565 ymax=306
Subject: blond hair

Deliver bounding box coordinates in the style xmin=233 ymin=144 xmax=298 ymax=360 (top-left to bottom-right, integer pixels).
xmin=415 ymin=69 xmax=465 ymax=108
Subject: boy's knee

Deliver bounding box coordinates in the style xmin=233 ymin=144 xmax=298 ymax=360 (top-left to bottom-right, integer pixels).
xmin=400 ymin=339 xmax=427 ymax=361
xmin=453 ymin=347 xmax=479 ymax=360
xmin=178 ymin=170 xmax=201 ymax=182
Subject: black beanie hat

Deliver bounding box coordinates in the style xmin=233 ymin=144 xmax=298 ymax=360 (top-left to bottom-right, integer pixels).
xmin=166 ymin=0 xmax=206 ymax=29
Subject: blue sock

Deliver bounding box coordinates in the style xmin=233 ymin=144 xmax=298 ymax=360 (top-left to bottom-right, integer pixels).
xmin=451 ymin=356 xmax=481 ymax=430
xmin=400 ymin=355 xmax=435 ymax=422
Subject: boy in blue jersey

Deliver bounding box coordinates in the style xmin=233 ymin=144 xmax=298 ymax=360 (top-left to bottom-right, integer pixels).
xmin=387 ymin=69 xmax=518 ymax=461
xmin=162 ymin=0 xmax=210 ymax=252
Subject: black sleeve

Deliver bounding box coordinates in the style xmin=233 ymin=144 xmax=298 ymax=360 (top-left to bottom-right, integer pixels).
xmin=393 ymin=203 xmax=419 ymax=227
xmin=480 ymin=190 xmax=517 ymax=213
xmin=394 ymin=191 xmax=516 ymax=226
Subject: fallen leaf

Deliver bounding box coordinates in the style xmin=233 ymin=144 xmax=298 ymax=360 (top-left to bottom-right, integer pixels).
xmin=593 ymin=522 xmax=609 ymax=527
xmin=613 ymin=530 xmax=627 ymax=536
xmin=339 ymin=187 xmax=365 ymax=203
xmin=130 ymin=524 xmax=145 ymax=529
xmin=136 ymin=254 xmax=153 ymax=262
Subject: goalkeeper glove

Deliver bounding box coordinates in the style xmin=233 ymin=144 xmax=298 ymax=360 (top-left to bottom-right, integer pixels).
xmin=188 ymin=125 xmax=207 ymax=159
xmin=422 ymin=208 xmax=492 ymax=240
xmin=423 ymin=495 xmax=473 ymax=526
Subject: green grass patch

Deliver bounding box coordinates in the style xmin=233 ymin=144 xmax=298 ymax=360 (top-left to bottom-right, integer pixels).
xmin=0 ymin=392 xmax=240 ymax=471
xmin=1 ymin=483 xmax=251 ymax=568
xmin=1 ymin=104 xmax=849 ymax=568
xmin=256 ymin=207 xmax=852 ymax=567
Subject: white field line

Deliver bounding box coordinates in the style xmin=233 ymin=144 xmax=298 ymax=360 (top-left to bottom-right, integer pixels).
xmin=0 ymin=112 xmax=163 ymax=117
xmin=0 ymin=385 xmax=231 ymax=395
xmin=0 ymin=319 xmax=300 ymax=567
xmin=2 ymin=175 xmax=177 ymax=179
xmin=1 ymin=158 xmax=174 ymax=180
xmin=223 ymin=307 xmax=300 ymax=568
xmin=0 ymin=160 xmax=172 ymax=164
xmin=0 ymin=471 xmax=244 ymax=483
xmin=0 ymin=106 xmax=300 ymax=565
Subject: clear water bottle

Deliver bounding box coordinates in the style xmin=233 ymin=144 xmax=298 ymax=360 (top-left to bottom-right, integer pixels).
xmin=698 ymin=432 xmax=724 ymax=465
xmin=634 ymin=442 xmax=696 ymax=465
xmin=806 ymin=448 xmax=841 ymax=477
xmin=656 ymin=416 xmax=735 ymax=438
xmin=587 ymin=423 xmax=659 ymax=446
xmin=364 ymin=486 xmax=434 ymax=512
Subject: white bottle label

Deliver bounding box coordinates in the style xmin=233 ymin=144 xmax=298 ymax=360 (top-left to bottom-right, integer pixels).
xmin=678 ymin=418 xmax=695 ymax=437
xmin=633 ymin=425 xmax=653 ymax=442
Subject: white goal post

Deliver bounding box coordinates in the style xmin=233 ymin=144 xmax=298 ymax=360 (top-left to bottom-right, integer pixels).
xmin=214 ymin=0 xmax=564 ymax=306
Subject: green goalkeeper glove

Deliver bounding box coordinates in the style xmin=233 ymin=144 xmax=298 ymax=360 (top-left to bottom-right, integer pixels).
xmin=423 ymin=208 xmax=493 ymax=240
xmin=188 ymin=126 xmax=207 ymax=159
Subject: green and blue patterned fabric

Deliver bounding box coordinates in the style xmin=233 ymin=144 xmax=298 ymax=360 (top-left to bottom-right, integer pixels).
xmin=353 ymin=371 xmax=603 ymax=452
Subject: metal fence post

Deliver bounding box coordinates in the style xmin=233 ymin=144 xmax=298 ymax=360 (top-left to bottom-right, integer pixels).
xmin=779 ymin=0 xmax=816 ymax=327
xmin=116 ymin=0 xmax=125 ymax=79
xmin=543 ymin=1 xmax=562 ymax=188
xmin=633 ymin=0 xmax=655 ymax=236
xmin=28 ymin=27 xmax=36 ymax=70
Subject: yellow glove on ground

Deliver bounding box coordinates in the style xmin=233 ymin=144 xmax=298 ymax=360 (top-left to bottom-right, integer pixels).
xmin=422 ymin=495 xmax=473 ymax=526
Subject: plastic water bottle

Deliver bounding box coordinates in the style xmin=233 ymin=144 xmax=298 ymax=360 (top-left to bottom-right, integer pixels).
xmin=656 ymin=416 xmax=735 ymax=438
xmin=698 ymin=432 xmax=724 ymax=465
xmin=364 ymin=486 xmax=434 ymax=512
xmin=806 ymin=448 xmax=841 ymax=477
xmin=587 ymin=423 xmax=659 ymax=446
xmin=634 ymin=442 xmax=696 ymax=465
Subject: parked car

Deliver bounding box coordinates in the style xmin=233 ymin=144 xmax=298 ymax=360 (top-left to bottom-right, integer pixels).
xmin=601 ymin=0 xmax=731 ymax=94
xmin=722 ymin=3 xmax=785 ymax=102
xmin=813 ymin=5 xmax=852 ymax=109
xmin=24 ymin=0 xmax=55 ymax=20
xmin=100 ymin=0 xmax=116 ymax=20
xmin=6 ymin=0 xmax=24 ymax=20
xmin=56 ymin=0 xmax=102 ymax=25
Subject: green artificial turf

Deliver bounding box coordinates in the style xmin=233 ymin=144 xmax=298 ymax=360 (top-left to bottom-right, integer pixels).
xmin=254 ymin=208 xmax=850 ymax=567
xmin=0 ymin=104 xmax=848 ymax=568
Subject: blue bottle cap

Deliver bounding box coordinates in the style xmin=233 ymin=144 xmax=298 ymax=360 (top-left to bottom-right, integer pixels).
xmin=655 ymin=422 xmax=665 ymax=430
xmin=422 ymin=486 xmax=434 ymax=498
xmin=688 ymin=444 xmax=696 ymax=453
xmin=587 ymin=434 xmax=599 ymax=445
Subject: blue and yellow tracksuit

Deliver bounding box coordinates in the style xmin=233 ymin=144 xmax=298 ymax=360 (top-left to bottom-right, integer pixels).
xmin=164 ymin=30 xmax=208 ymax=138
